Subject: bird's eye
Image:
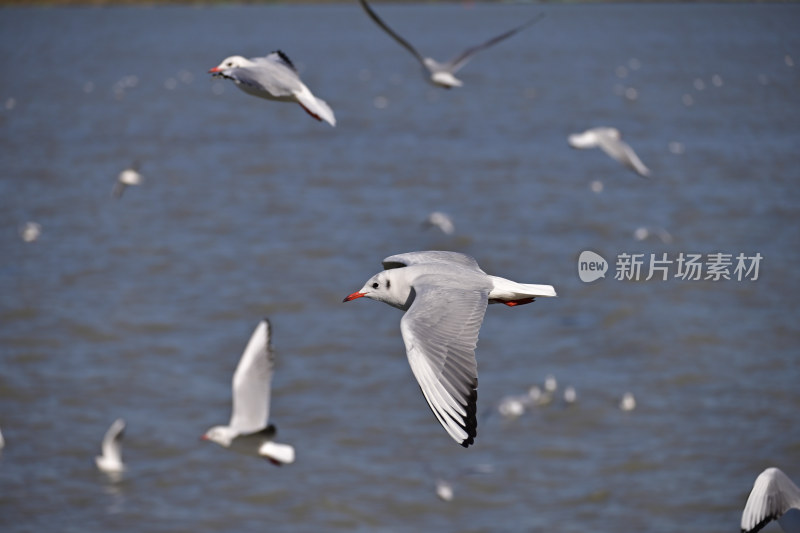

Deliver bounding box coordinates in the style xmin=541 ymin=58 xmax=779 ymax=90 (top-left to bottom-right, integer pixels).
xmin=372 ymin=282 xmax=379 ymax=289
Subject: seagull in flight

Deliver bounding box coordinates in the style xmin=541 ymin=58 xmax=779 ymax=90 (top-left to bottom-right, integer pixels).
xmin=113 ymin=162 xmax=142 ymax=199
xmin=343 ymin=251 xmax=556 ymax=447
xmin=568 ymin=127 xmax=651 ymax=178
xmin=209 ymin=51 xmax=336 ymax=126
xmin=95 ymin=418 xmax=126 ymax=474
xmin=358 ymin=0 xmax=543 ymax=89
xmin=202 ymin=319 xmax=295 ymax=465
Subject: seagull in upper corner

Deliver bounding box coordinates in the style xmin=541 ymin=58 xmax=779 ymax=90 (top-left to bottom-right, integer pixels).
xmin=95 ymin=418 xmax=126 ymax=474
xmin=741 ymin=467 xmax=800 ymax=533
xmin=568 ymin=127 xmax=651 ymax=178
xmin=358 ymin=0 xmax=544 ymax=89
xmin=343 ymin=251 xmax=556 ymax=447
xmin=209 ymin=51 xmax=336 ymax=126
xmin=202 ymin=319 xmax=295 ymax=466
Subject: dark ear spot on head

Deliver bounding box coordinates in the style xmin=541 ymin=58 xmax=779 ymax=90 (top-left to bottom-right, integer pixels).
xmin=386 ymin=280 xmax=391 ymax=289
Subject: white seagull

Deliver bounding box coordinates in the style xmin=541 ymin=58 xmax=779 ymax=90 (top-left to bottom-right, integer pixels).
xmin=422 ymin=211 xmax=455 ymax=235
xmin=343 ymin=251 xmax=556 ymax=447
xmin=619 ymin=392 xmax=636 ymax=412
xmin=95 ymin=418 xmax=126 ymax=474
xmin=741 ymin=467 xmax=800 ymax=533
xmin=202 ymin=319 xmax=295 ymax=465
xmin=113 ymin=162 xmax=142 ymax=199
xmin=568 ymin=127 xmax=651 ymax=178
xmin=358 ymin=0 xmax=543 ymax=89
xmin=209 ymin=51 xmax=336 ymax=126
xmin=19 ymin=221 xmax=42 ymax=243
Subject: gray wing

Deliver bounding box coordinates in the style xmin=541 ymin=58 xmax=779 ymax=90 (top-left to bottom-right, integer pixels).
xmin=229 ymin=319 xmax=274 ymax=433
xmin=359 ymin=0 xmax=426 ymax=66
xmin=101 ymin=418 xmax=125 ymax=463
xmin=595 ymin=133 xmax=651 ymax=178
xmin=741 ymin=468 xmax=800 ymax=533
xmin=228 ymin=57 xmax=304 ymax=98
xmin=447 ymin=14 xmax=544 ymax=74
xmin=399 ymin=274 xmax=489 ymax=447
xmin=382 ymin=251 xmax=482 ymax=272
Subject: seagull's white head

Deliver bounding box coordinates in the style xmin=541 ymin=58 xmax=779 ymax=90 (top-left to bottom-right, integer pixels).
xmin=343 ymin=270 xmax=413 ymax=310
xmin=202 ymin=425 xmax=239 ymax=447
xmin=209 ymin=55 xmax=249 ymax=75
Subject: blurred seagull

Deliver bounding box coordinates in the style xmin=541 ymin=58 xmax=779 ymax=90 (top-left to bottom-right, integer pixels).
xmin=568 ymin=127 xmax=651 ymax=178
xmin=422 ymin=211 xmax=455 ymax=235
xmin=496 ymin=394 xmax=529 ymax=418
xmin=741 ymin=467 xmax=800 ymax=533
xmin=209 ymin=51 xmax=335 ymax=126
xmin=429 ymin=463 xmax=494 ymax=502
xmin=563 ymin=386 xmax=577 ymax=405
xmin=95 ymin=418 xmax=126 ymax=474
xmin=343 ymin=251 xmax=556 ymax=447
xmin=19 ymin=222 xmax=41 ymax=243
xmin=113 ymin=163 xmax=142 ymax=199
xmin=633 ymin=226 xmax=673 ymax=244
xmin=358 ymin=0 xmax=543 ymax=89
xmin=202 ymin=319 xmax=295 ymax=465
xmin=619 ymin=392 xmax=636 ymax=412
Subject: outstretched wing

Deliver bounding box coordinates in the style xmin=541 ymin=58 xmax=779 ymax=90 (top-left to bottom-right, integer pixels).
xmin=448 ymin=14 xmax=544 ymax=73
xmin=382 ymin=251 xmax=481 ymax=272
xmin=741 ymin=468 xmax=800 ymax=533
xmin=101 ymin=418 xmax=126 ymax=463
xmin=359 ymin=0 xmax=426 ymax=66
xmin=595 ymin=132 xmax=651 ymax=178
xmin=399 ymin=275 xmax=489 ymax=447
xmin=229 ymin=319 xmax=274 ymax=433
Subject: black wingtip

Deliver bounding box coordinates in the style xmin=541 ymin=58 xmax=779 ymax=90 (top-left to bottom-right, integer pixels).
xmin=459 ymin=385 xmax=479 ymax=448
xmin=271 ymin=50 xmax=296 ymax=71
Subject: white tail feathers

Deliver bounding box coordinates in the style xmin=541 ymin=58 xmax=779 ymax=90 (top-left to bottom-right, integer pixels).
xmin=259 ymin=441 xmax=296 ymax=464
xmin=295 ymin=86 xmax=336 ymax=127
xmin=488 ymin=276 xmax=557 ymax=304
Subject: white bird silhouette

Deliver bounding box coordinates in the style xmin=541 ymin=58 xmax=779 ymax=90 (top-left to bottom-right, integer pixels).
xmin=209 ymin=51 xmax=335 ymax=126
xmin=113 ymin=162 xmax=142 ymax=199
xmin=95 ymin=418 xmax=126 ymax=474
xmin=343 ymin=251 xmax=556 ymax=447
xmin=568 ymin=127 xmax=651 ymax=178
xmin=202 ymin=319 xmax=295 ymax=465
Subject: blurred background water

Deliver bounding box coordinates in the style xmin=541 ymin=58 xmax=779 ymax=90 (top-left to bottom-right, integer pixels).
xmin=0 ymin=2 xmax=799 ymax=532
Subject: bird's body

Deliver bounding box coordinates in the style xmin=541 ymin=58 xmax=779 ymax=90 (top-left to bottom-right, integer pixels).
xmin=209 ymin=51 xmax=335 ymax=126
xmin=741 ymin=468 xmax=800 ymax=533
xmin=359 ymin=0 xmax=542 ymax=89
xmin=19 ymin=222 xmax=41 ymax=242
xmin=619 ymin=392 xmax=636 ymax=412
xmin=202 ymin=319 xmax=295 ymax=465
xmin=568 ymin=127 xmax=651 ymax=178
xmin=343 ymin=251 xmax=556 ymax=447
xmin=95 ymin=418 xmax=126 ymax=474
xmin=112 ymin=164 xmax=142 ymax=199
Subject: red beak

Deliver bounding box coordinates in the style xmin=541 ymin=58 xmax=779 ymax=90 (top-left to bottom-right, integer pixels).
xmin=343 ymin=291 xmax=366 ymax=302
xmin=208 ymin=66 xmax=221 ymax=74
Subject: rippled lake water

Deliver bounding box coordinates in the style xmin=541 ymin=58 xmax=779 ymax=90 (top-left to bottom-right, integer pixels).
xmin=1 ymin=3 xmax=799 ymax=532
